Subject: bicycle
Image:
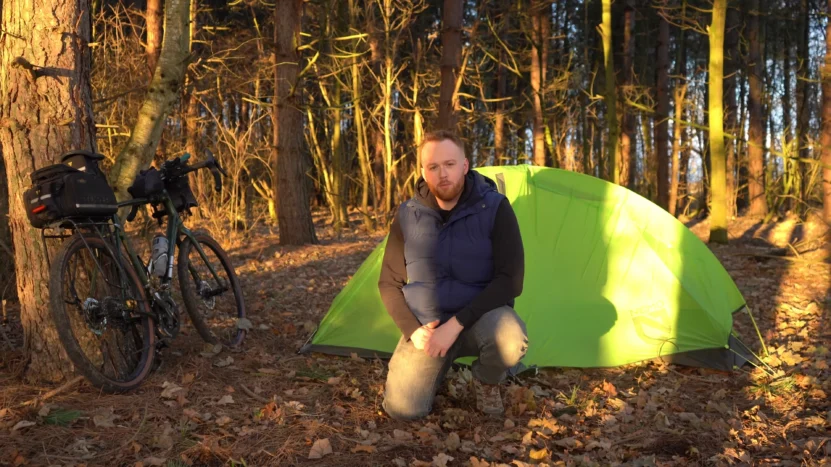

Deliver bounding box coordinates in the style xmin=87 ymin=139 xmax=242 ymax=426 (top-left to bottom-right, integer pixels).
xmin=25 ymin=149 xmax=247 ymax=393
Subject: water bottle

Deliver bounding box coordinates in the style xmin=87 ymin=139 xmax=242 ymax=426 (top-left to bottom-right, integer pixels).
xmin=150 ymin=235 xmax=169 ymax=277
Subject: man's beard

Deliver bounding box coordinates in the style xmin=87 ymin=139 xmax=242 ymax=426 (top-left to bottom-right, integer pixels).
xmin=427 ymin=178 xmax=464 ymax=202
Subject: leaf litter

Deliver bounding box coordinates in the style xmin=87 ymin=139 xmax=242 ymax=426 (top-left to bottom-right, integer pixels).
xmin=0 ymin=215 xmax=830 ymax=465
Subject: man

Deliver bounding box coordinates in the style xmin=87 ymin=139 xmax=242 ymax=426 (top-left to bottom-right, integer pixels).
xmin=378 ymin=129 xmax=527 ymax=420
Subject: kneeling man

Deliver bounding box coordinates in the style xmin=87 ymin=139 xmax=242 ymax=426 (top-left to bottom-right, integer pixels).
xmin=378 ymin=130 xmax=527 ymax=420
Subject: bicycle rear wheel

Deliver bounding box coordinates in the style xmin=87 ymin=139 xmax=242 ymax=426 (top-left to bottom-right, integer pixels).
xmin=177 ymin=232 xmax=246 ymax=348
xmin=49 ymin=234 xmax=155 ymax=393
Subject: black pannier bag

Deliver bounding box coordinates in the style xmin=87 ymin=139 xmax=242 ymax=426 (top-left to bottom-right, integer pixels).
xmin=60 ymin=150 xmax=107 ymax=178
xmin=24 ymin=164 xmax=118 ymax=229
xmin=127 ymin=167 xmax=164 ymax=199
xmin=166 ymin=175 xmax=198 ymax=213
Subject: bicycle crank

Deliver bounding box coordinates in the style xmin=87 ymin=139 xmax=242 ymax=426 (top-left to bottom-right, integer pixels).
xmin=153 ymin=290 xmax=180 ymax=338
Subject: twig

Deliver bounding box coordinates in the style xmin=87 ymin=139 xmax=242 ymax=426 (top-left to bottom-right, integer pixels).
xmin=731 ymin=252 xmax=830 ymax=264
xmin=120 ymin=402 xmax=148 ymax=449
xmin=666 ymin=366 xmax=726 ymax=384
xmin=240 ymin=384 xmax=269 ymax=403
xmin=16 ymin=376 xmax=83 ymax=408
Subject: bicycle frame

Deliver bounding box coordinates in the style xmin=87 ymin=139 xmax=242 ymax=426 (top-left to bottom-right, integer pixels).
xmin=114 ymin=192 xmax=225 ymax=293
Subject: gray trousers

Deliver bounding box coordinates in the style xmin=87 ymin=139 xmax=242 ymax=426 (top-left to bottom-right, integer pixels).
xmin=382 ymin=306 xmax=528 ymax=420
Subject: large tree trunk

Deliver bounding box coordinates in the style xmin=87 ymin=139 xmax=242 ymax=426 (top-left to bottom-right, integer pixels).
xmin=822 ymin=0 xmax=831 ymax=222
xmin=747 ymin=0 xmax=767 ymax=218
xmin=600 ymin=0 xmax=619 ymax=183
xmin=146 ymin=0 xmax=163 ymax=73
xmin=621 ymin=1 xmax=636 ymax=189
xmin=437 ymin=0 xmax=462 ymax=130
xmin=708 ymin=0 xmax=728 ymax=244
xmin=108 ymin=0 xmax=190 ymax=203
xmin=655 ymin=9 xmax=670 ymax=210
xmin=0 ymin=0 xmax=97 ymax=382
xmin=531 ymin=1 xmax=546 ymax=166
xmin=273 ymin=0 xmax=317 ymax=245
xmin=0 ymin=153 xmax=14 ymax=301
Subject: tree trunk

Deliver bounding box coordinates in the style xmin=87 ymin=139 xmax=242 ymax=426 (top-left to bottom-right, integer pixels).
xmin=783 ymin=27 xmax=797 ymax=213
xmin=0 ymin=152 xmax=14 ymax=301
xmin=622 ymin=1 xmax=636 ymax=189
xmin=600 ymin=0 xmax=619 ymax=183
xmin=796 ymin=0 xmax=809 ymax=216
xmin=330 ymin=79 xmax=348 ymax=232
xmin=146 ymin=0 xmax=163 ymax=74
xmin=531 ymin=1 xmax=546 ymax=166
xmin=351 ymin=51 xmax=373 ymax=231
xmin=747 ymin=0 xmax=767 ymax=218
xmin=724 ymin=5 xmax=738 ymax=218
xmin=273 ymin=0 xmax=317 ymax=245
xmin=655 ymin=9 xmax=670 ymax=210
xmin=0 ymin=0 xmax=97 ymax=382
xmin=437 ymin=0 xmax=462 ymax=130
xmin=108 ymin=0 xmax=190 ymax=203
xmin=822 ymin=0 xmax=831 ymax=222
xmin=495 ymin=49 xmax=507 ymax=165
xmin=669 ymin=84 xmax=687 ymax=217
xmin=708 ymin=0 xmax=728 ymax=244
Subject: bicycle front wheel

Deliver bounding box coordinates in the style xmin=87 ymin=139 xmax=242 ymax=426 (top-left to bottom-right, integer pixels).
xmin=177 ymin=232 xmax=246 ymax=348
xmin=49 ymin=234 xmax=156 ymax=393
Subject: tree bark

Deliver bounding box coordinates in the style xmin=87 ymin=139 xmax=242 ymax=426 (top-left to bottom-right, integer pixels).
xmin=437 ymin=0 xmax=462 ymax=130
xmin=708 ymin=0 xmax=728 ymax=244
xmin=822 ymin=0 xmax=831 ymax=222
xmin=747 ymin=0 xmax=767 ymax=218
xmin=495 ymin=49 xmax=506 ymax=165
xmin=655 ymin=9 xmax=670 ymax=210
xmin=669 ymin=84 xmax=687 ymax=217
xmin=600 ymin=0 xmax=619 ymax=183
xmin=531 ymin=1 xmax=546 ymax=166
xmin=273 ymin=0 xmax=317 ymax=245
xmin=796 ymin=0 xmax=809 ymax=217
xmin=146 ymin=0 xmax=163 ymax=73
xmin=0 ymin=0 xmax=97 ymax=381
xmin=0 ymin=151 xmax=14 ymax=301
xmin=724 ymin=5 xmax=738 ymax=218
xmin=108 ymin=0 xmax=190 ymax=203
xmin=621 ymin=1 xmax=635 ymax=188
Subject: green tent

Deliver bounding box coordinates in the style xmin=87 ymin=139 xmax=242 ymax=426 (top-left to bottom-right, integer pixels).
xmin=301 ymin=165 xmax=756 ymax=371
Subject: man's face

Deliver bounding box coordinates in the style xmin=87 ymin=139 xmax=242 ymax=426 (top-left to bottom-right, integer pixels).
xmin=421 ymin=139 xmax=469 ymax=203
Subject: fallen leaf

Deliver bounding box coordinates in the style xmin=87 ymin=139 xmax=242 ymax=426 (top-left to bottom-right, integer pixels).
xmin=445 ymin=432 xmax=461 ymax=451
xmin=504 ymin=418 xmax=516 ymax=429
xmin=142 ymin=457 xmax=166 ymax=466
xmin=215 ymin=415 xmax=232 ymax=426
xmin=12 ymin=420 xmax=35 ymax=431
xmin=92 ymin=407 xmax=119 ymax=428
xmin=352 ymin=444 xmax=376 ymax=453
xmin=529 ymin=447 xmax=550 ymax=460
xmin=200 ymin=343 xmax=223 ymax=357
xmin=469 ymin=457 xmax=490 ymax=467
xmin=237 ymin=318 xmax=253 ymax=330
xmin=432 ymin=452 xmax=454 ymax=467
xmin=602 ymin=380 xmax=618 ymax=397
xmin=161 ymin=381 xmax=186 ymax=399
xmin=308 ymin=438 xmax=333 ymax=459
xmin=394 ymin=429 xmax=413 ymax=442
xmin=217 ymin=395 xmax=234 ymax=405
xmin=181 ymin=373 xmax=195 ymax=385
xmin=214 ymin=356 xmax=234 ymax=368
xmin=37 ymin=403 xmax=57 ymax=417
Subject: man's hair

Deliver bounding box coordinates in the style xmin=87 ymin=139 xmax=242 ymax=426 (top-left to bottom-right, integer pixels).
xmin=418 ymin=129 xmax=466 ymax=160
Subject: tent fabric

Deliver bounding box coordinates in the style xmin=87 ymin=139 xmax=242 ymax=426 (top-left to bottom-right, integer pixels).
xmin=300 ymin=165 xmax=749 ymax=370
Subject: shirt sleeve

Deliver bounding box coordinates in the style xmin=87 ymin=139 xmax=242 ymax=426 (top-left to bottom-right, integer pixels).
xmin=377 ymin=215 xmax=422 ymax=340
xmin=454 ymin=197 xmax=525 ymax=328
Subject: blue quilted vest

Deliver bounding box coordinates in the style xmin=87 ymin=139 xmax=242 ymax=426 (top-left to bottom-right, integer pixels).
xmin=398 ymin=171 xmax=506 ymax=325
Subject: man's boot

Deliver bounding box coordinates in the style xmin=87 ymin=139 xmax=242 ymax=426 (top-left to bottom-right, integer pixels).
xmin=473 ymin=379 xmax=504 ymax=415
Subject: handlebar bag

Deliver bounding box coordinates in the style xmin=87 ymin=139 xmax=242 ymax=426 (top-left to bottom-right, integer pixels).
xmin=166 ymin=175 xmax=198 ymax=213
xmin=128 ymin=167 xmax=164 ymax=199
xmin=24 ymin=164 xmax=118 ymax=228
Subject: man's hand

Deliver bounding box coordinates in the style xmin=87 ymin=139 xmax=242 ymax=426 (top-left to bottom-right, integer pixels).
xmin=410 ymin=320 xmax=439 ymax=350
xmin=425 ymin=317 xmax=464 ymax=358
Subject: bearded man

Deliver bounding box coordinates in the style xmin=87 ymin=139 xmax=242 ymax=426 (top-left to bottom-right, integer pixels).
xmin=378 ymin=129 xmax=528 ymax=419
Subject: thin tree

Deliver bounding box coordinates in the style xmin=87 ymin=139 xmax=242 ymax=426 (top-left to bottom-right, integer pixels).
xmin=438 ymin=0 xmax=463 ymax=130
xmin=0 ymin=0 xmax=96 ymax=381
xmin=600 ymin=0 xmax=619 ymax=183
xmin=708 ymin=0 xmax=728 ymax=244
xmin=655 ymin=4 xmax=670 ymax=210
xmin=822 ymin=0 xmax=831 ymax=222
xmin=747 ymin=0 xmax=767 ymax=217
xmin=273 ymin=0 xmax=318 ymax=244
xmin=531 ymin=0 xmax=546 ymax=166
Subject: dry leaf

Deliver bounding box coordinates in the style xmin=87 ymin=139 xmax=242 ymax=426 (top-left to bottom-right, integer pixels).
xmin=394 ymin=429 xmax=413 ymax=442
xmin=12 ymin=420 xmax=35 ymax=431
xmin=142 ymin=457 xmax=166 ymax=466
xmin=602 ymin=380 xmax=618 ymax=397
xmin=529 ymin=447 xmax=550 ymax=460
xmin=432 ymin=453 xmax=454 ymax=467
xmin=308 ymin=438 xmax=333 ymax=459
xmin=214 ymin=356 xmax=234 ymax=368
xmin=182 ymin=373 xmax=195 ymax=385
xmin=352 ymin=444 xmax=376 ymax=453
xmin=237 ymin=318 xmax=253 ymax=330
xmin=445 ymin=432 xmax=461 ymax=451
xmin=215 ymin=415 xmax=232 ymax=426
xmin=217 ymin=395 xmax=234 ymax=405
xmin=161 ymin=381 xmax=186 ymax=399
xmin=93 ymin=407 xmax=118 ymax=428
xmin=469 ymin=457 xmax=490 ymax=467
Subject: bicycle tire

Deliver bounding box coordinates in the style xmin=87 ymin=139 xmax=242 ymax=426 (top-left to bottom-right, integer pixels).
xmin=177 ymin=232 xmax=246 ymax=347
xmin=49 ymin=234 xmax=156 ymax=393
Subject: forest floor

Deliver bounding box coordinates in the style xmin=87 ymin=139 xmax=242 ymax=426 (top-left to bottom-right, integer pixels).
xmin=1 ymin=209 xmax=831 ymax=467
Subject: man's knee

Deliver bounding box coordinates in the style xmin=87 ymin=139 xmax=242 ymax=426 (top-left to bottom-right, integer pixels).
xmin=382 ymin=395 xmax=431 ymax=421
xmin=488 ymin=308 xmax=528 ymax=366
